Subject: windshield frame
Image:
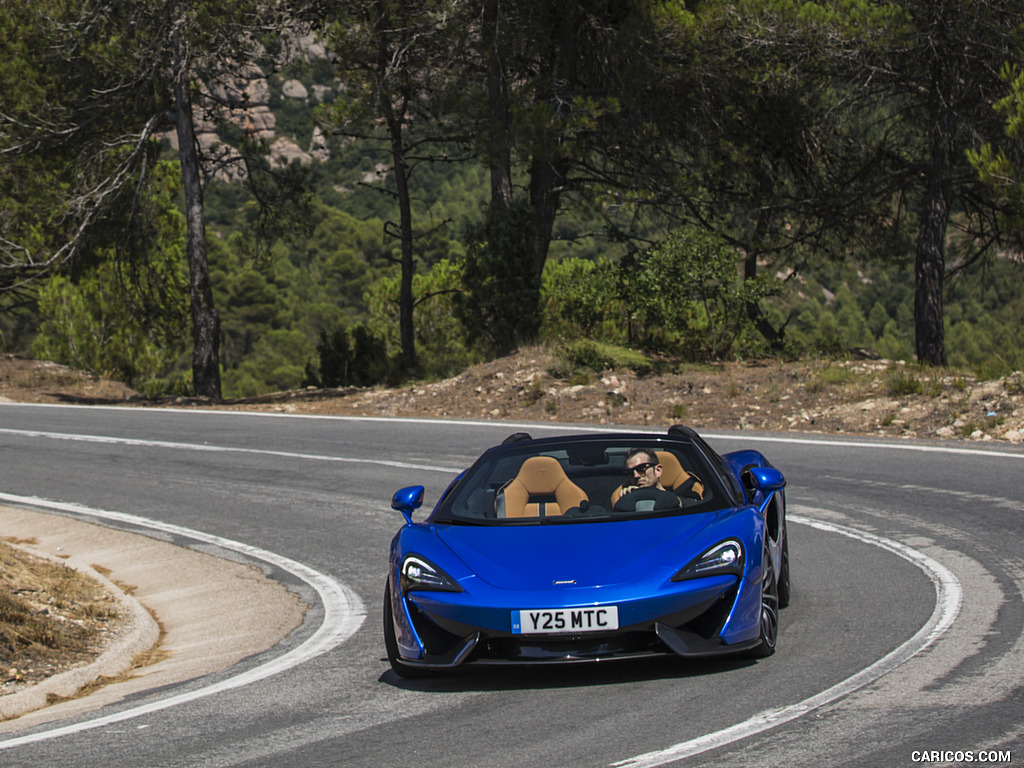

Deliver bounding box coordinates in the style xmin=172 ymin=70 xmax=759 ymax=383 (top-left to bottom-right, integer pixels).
xmin=430 ymin=434 xmax=732 ymax=526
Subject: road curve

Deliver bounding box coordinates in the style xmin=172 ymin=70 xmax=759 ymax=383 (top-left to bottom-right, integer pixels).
xmin=0 ymin=404 xmax=1021 ymax=768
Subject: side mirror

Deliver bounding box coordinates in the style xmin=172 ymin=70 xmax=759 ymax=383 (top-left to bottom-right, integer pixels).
xmin=747 ymin=467 xmax=786 ymax=493
xmin=392 ymin=485 xmax=425 ymax=524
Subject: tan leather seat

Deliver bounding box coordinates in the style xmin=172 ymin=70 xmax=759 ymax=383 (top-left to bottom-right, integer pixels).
xmin=656 ymin=451 xmax=704 ymax=498
xmin=611 ymin=451 xmax=704 ymax=505
xmin=497 ymin=456 xmax=588 ymax=518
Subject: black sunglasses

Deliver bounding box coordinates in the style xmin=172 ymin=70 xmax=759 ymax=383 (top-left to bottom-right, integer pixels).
xmin=626 ymin=461 xmax=657 ymax=476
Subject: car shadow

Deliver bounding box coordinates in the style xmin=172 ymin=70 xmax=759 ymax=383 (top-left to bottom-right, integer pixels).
xmin=377 ymin=653 xmax=760 ymax=692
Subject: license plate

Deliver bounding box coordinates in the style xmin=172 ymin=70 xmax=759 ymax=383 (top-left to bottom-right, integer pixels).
xmin=512 ymin=606 xmax=619 ymax=634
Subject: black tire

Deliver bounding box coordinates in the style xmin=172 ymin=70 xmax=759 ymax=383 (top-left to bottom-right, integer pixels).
xmin=747 ymin=541 xmax=779 ymax=659
xmin=383 ymin=582 xmax=433 ymax=679
xmin=777 ymin=533 xmax=791 ymax=610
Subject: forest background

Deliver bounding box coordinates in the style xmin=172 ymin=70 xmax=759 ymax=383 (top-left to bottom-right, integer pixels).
xmin=2 ymin=0 xmax=1024 ymax=401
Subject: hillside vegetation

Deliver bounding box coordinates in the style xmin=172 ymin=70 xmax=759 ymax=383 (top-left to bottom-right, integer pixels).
xmin=3 ymin=348 xmax=1022 ymax=444
xmin=2 ymin=2 xmax=1023 ymax=400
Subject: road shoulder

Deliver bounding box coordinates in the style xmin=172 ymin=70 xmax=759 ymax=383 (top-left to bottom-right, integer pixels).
xmin=0 ymin=505 xmax=306 ymax=732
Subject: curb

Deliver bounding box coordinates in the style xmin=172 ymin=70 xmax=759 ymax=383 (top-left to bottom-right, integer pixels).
xmin=0 ymin=546 xmax=160 ymax=721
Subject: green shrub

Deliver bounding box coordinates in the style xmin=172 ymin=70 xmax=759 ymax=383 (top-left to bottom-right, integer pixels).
xmin=804 ymin=364 xmax=858 ymax=394
xmin=457 ymin=202 xmax=540 ymax=355
xmin=364 ymin=258 xmax=481 ymax=382
xmin=542 ymin=257 xmax=617 ymax=338
xmin=885 ymin=366 xmax=924 ymax=396
xmin=304 ymin=323 xmax=400 ymax=388
xmin=554 ymin=340 xmax=652 ymax=376
xmin=615 ymin=227 xmax=783 ymax=360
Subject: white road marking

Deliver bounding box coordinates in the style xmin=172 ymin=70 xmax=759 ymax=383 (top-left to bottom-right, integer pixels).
xmin=0 ymin=410 xmax=993 ymax=758
xmin=0 ymin=493 xmax=367 ymax=751
xmin=609 ymin=512 xmax=963 ymax=768
xmin=698 ymin=431 xmax=1024 ymax=460
xmin=3 ymin=414 xmax=1021 ymax=477
xmin=0 ymin=427 xmax=462 ymax=474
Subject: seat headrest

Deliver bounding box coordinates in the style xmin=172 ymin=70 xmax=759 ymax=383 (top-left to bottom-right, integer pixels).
xmin=656 ymin=451 xmax=687 ymax=489
xmin=515 ymin=456 xmax=569 ymax=493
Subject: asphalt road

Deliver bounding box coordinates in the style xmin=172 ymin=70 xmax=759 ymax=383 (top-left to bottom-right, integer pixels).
xmin=1 ymin=404 xmax=1022 ymax=767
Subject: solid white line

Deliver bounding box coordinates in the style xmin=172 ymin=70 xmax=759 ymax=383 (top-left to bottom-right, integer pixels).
xmin=609 ymin=512 xmax=963 ymax=768
xmin=698 ymin=432 xmax=1024 ymax=460
xmin=0 ymin=494 xmax=367 ymax=751
xmin=4 ymin=415 xmax=1019 ymax=462
xmin=0 ymin=427 xmax=462 ymax=475
xmin=0 ymin=412 xmax=986 ymax=756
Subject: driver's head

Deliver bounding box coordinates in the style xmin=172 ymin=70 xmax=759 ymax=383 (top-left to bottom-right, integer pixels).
xmin=625 ymin=448 xmax=663 ymax=489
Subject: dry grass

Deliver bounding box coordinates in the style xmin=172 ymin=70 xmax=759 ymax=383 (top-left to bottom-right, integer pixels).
xmin=1 ymin=539 xmax=120 ymax=688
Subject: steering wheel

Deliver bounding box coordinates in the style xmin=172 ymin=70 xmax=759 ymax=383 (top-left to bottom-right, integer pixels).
xmin=612 ymin=487 xmax=681 ymax=514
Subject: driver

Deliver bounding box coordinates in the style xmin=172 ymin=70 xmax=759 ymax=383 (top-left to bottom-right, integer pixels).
xmin=618 ymin=449 xmax=682 ymax=511
xmin=622 ymin=448 xmax=666 ymax=493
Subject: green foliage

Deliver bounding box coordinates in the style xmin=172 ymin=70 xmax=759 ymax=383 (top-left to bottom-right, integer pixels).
xmin=303 ymin=324 xmax=399 ymax=388
xmin=553 ymin=341 xmax=652 ymax=377
xmin=457 ymin=202 xmax=540 ymax=355
xmin=539 ymin=228 xmax=787 ymax=362
xmin=362 ymin=258 xmax=480 ymax=381
xmin=967 ymin=62 xmax=1024 ymax=229
xmin=753 ymin=254 xmax=1024 ymax=374
xmin=32 ymin=260 xmax=186 ymax=396
xmin=226 ymin=328 xmax=314 ymax=396
xmin=304 ymin=255 xmax=480 ymax=390
xmin=884 ymin=365 xmax=925 ymax=397
xmin=10 ymin=4 xmax=1024 ymax=396
xmin=29 ymin=160 xmax=189 ymax=395
xmin=539 ymin=227 xmax=793 ymax=363
xmin=617 ymin=227 xmax=783 ymax=360
xmin=542 ymin=257 xmax=618 ymax=339
xmin=833 ymin=285 xmax=873 ymax=349
xmin=622 ymin=229 xmax=775 ymax=358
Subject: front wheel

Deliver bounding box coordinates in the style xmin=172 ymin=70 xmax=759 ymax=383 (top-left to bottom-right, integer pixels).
xmin=747 ymin=541 xmax=779 ymax=659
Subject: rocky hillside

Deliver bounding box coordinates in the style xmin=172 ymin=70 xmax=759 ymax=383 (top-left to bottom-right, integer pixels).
xmin=3 ymin=351 xmax=1023 ymax=444
xmin=159 ymin=34 xmax=332 ymax=178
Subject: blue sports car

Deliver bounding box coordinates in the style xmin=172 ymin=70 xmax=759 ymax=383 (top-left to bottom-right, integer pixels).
xmin=384 ymin=425 xmax=789 ymax=678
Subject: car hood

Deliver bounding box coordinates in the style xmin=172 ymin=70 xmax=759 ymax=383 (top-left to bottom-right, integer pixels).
xmin=434 ymin=514 xmax=716 ymax=590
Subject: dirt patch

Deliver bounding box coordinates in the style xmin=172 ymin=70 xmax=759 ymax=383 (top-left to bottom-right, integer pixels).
xmin=2 ymin=349 xmax=1023 ymax=442
xmin=0 ymin=540 xmax=121 ymax=696
xmin=0 ymin=354 xmax=137 ymax=405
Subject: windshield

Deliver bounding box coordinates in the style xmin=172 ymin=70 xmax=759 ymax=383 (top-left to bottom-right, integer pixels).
xmin=433 ymin=438 xmax=726 ymax=524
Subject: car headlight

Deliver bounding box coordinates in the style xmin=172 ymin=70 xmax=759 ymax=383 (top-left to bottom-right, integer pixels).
xmin=400 ymin=555 xmax=462 ymax=594
xmin=672 ymin=539 xmax=744 ymax=581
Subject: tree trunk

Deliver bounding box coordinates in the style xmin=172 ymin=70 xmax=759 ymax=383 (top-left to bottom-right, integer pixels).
xmin=483 ymin=0 xmax=513 ymax=211
xmin=915 ymin=69 xmax=955 ymax=367
xmin=744 ymin=189 xmax=783 ymax=349
xmin=173 ymin=37 xmax=222 ymax=398
xmin=390 ymin=121 xmax=418 ymax=375
xmin=914 ymin=183 xmax=948 ymax=366
xmin=743 ymin=249 xmax=783 ymax=349
xmin=525 ymin=0 xmax=578 ymax=303
xmin=528 ymin=156 xmax=562 ymax=284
